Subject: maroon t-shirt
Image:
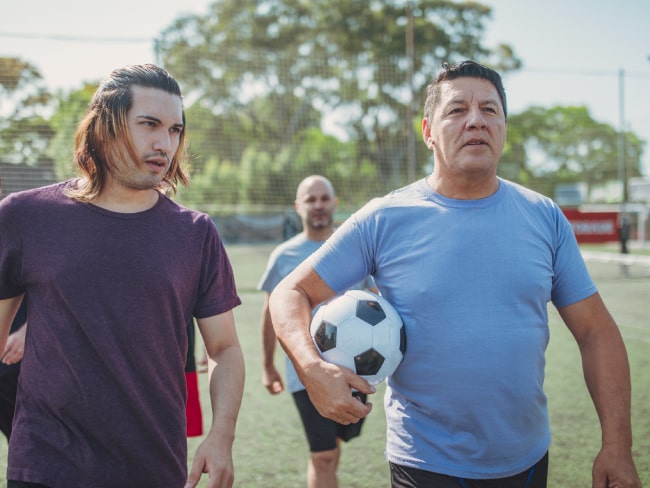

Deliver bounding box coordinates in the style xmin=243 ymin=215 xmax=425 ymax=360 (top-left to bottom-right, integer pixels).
xmin=0 ymin=181 xmax=241 ymax=487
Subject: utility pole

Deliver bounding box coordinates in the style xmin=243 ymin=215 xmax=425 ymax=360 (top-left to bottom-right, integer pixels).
xmin=618 ymin=68 xmax=627 ymax=204
xmin=405 ymin=3 xmax=416 ymax=182
xmin=617 ymin=68 xmax=629 ymax=255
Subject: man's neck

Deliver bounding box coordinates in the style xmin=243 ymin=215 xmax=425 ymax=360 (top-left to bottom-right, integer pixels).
xmin=304 ymin=227 xmax=334 ymax=243
xmin=92 ymin=186 xmax=160 ymax=213
xmin=426 ymin=173 xmax=499 ymax=200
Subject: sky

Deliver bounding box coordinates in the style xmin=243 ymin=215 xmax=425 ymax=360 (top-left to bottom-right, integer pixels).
xmin=1 ymin=0 xmax=649 ymax=175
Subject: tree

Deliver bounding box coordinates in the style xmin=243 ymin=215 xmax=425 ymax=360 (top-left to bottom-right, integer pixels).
xmin=502 ymin=105 xmax=645 ymax=199
xmin=155 ymin=0 xmax=521 ymax=194
xmin=0 ymin=57 xmax=54 ymax=165
xmin=47 ymin=83 xmax=97 ymax=180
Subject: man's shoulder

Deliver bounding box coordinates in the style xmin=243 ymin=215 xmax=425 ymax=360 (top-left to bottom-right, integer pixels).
xmin=258 ymin=234 xmax=317 ymax=291
xmin=273 ymin=233 xmax=310 ymax=251
xmin=159 ymin=195 xmax=214 ymax=225
xmin=267 ymin=234 xmax=325 ymax=268
xmin=501 ymin=178 xmax=557 ymax=208
xmin=6 ymin=180 xmax=68 ymax=198
xmin=381 ymin=179 xmax=425 ymax=202
xmin=1 ymin=181 xmax=70 ymax=212
xmin=352 ymin=179 xmax=428 ymax=219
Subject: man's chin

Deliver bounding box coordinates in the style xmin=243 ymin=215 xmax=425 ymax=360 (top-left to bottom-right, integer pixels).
xmin=309 ymin=220 xmax=331 ymax=230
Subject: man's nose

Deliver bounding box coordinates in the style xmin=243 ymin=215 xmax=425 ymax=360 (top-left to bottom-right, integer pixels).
xmin=466 ymin=106 xmax=487 ymax=129
xmin=153 ymin=131 xmax=172 ymax=153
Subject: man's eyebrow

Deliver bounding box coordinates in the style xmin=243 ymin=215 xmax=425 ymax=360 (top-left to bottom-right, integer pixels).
xmin=480 ymin=98 xmax=500 ymax=106
xmin=447 ymin=98 xmax=465 ymax=105
xmin=136 ymin=115 xmax=162 ymax=123
xmin=447 ymin=97 xmax=499 ymax=106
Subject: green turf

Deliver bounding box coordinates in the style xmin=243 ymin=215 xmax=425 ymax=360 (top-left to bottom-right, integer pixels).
xmin=1 ymin=244 xmax=648 ymax=486
xmin=580 ymin=242 xmax=650 ymax=256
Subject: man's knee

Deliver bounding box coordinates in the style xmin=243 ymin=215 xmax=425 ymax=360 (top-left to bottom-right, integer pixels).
xmin=310 ymin=448 xmax=339 ymax=472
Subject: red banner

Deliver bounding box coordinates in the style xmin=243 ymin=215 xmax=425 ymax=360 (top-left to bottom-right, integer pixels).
xmin=562 ymin=209 xmax=619 ymax=243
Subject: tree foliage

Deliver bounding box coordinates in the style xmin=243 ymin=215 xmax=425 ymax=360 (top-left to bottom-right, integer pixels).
xmin=503 ymin=105 xmax=644 ymax=198
xmin=0 ymin=57 xmax=54 ymax=165
xmin=155 ymin=0 xmax=522 ymax=194
xmin=47 ymin=83 xmax=98 ymax=180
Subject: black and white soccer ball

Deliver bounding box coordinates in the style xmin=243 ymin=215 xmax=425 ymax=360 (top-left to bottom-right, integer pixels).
xmin=310 ymin=289 xmax=406 ymax=385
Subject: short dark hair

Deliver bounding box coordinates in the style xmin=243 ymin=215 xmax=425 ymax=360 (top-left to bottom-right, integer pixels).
xmin=424 ymin=60 xmax=507 ymax=121
xmin=69 ymin=64 xmax=189 ymax=201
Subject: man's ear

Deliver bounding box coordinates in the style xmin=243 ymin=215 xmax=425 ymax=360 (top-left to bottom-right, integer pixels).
xmin=422 ymin=118 xmax=434 ymax=150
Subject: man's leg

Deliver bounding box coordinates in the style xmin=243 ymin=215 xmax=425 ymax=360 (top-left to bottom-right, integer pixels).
xmin=307 ymin=440 xmax=341 ymax=488
xmin=294 ymin=389 xmax=365 ymax=488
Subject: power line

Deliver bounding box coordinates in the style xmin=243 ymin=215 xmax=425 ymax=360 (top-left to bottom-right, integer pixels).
xmin=0 ymin=31 xmax=151 ymax=44
xmin=1 ymin=31 xmax=649 ymax=79
xmin=511 ymin=66 xmax=650 ymax=80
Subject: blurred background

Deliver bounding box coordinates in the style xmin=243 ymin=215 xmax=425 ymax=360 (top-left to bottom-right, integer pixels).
xmin=1 ymin=0 xmax=649 ymax=242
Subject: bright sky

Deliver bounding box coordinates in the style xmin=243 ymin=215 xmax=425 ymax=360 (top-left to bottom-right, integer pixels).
xmin=2 ymin=0 xmax=649 ymax=175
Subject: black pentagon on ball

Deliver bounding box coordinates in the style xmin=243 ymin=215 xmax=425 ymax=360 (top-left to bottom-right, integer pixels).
xmin=399 ymin=324 xmax=407 ymax=354
xmin=355 ymin=299 xmax=386 ymax=326
xmin=313 ymin=321 xmax=337 ymax=352
xmin=354 ymin=348 xmax=385 ymax=375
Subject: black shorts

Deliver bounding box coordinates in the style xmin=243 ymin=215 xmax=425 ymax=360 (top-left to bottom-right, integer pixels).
xmin=390 ymin=452 xmax=548 ymax=488
xmin=8 ymin=482 xmax=51 ymax=488
xmin=0 ymin=370 xmax=20 ymax=440
xmin=292 ymin=389 xmax=367 ymax=452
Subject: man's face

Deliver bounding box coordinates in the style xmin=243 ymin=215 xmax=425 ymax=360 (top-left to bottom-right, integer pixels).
xmin=107 ymin=86 xmax=184 ymax=192
xmin=422 ymin=77 xmax=506 ymax=179
xmin=295 ymin=179 xmax=337 ymax=231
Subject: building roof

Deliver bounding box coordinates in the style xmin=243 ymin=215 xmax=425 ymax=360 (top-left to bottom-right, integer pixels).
xmin=0 ymin=161 xmax=57 ymax=197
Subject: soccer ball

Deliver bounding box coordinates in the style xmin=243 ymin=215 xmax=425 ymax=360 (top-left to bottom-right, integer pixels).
xmin=310 ymin=289 xmax=406 ymax=385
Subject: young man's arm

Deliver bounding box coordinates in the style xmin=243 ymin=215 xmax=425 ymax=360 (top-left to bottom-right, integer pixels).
xmin=2 ymin=321 xmax=27 ymax=365
xmin=0 ymin=295 xmax=24 ymax=353
xmin=558 ymin=292 xmax=641 ymax=488
xmin=185 ymin=309 xmax=245 ymax=488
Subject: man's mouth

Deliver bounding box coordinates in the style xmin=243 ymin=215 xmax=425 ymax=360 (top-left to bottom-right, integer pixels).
xmin=144 ymin=157 xmax=169 ymax=173
xmin=145 ymin=156 xmax=168 ymax=166
xmin=464 ymin=139 xmax=486 ymax=146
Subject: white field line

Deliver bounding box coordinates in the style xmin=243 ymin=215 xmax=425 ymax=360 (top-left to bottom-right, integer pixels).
xmin=581 ymin=251 xmax=650 ymax=267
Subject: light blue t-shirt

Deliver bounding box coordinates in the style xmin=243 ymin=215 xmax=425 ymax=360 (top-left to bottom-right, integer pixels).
xmin=258 ymin=233 xmax=373 ymax=393
xmin=258 ymin=234 xmax=321 ymax=393
xmin=308 ymin=178 xmax=597 ymax=479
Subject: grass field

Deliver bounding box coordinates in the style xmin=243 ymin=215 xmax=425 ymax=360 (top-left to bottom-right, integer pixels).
xmin=1 ymin=243 xmax=648 ymax=486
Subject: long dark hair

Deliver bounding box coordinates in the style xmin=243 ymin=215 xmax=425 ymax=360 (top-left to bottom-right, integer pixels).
xmin=67 ymin=64 xmax=190 ymax=201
